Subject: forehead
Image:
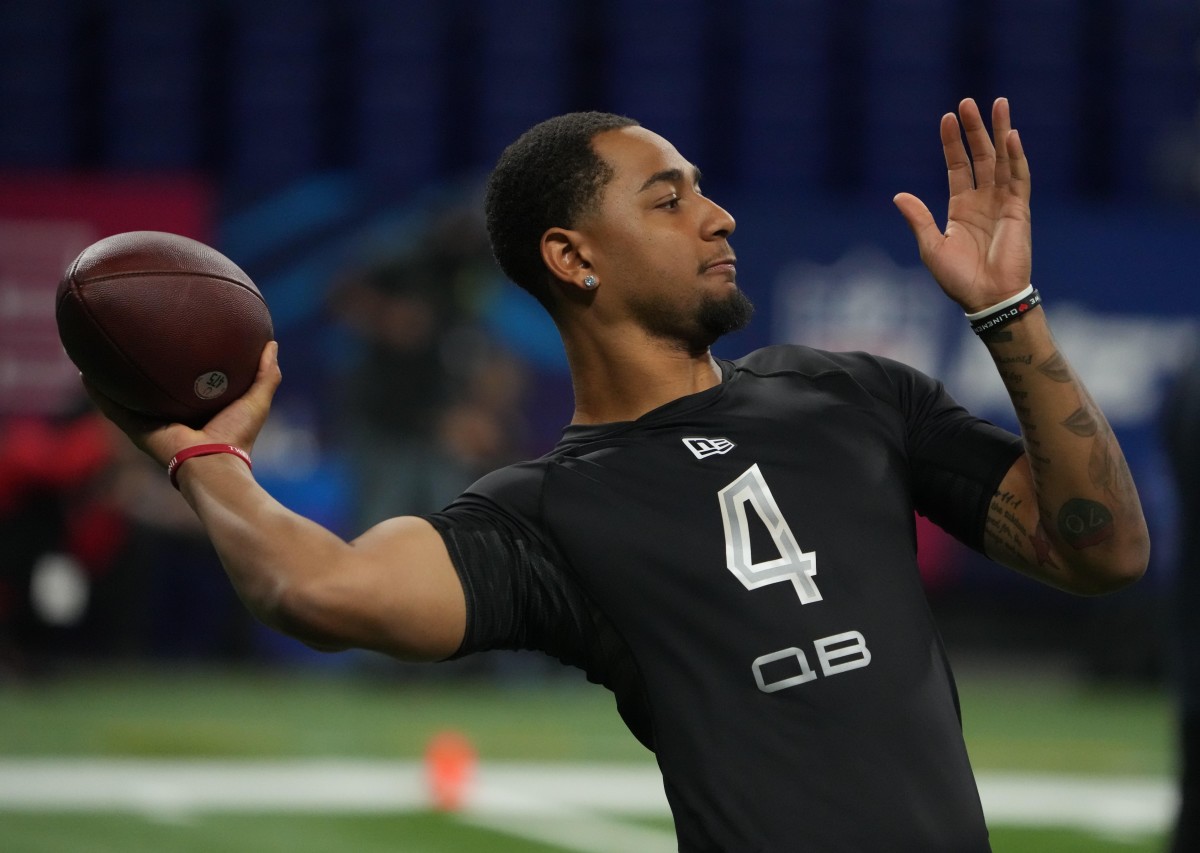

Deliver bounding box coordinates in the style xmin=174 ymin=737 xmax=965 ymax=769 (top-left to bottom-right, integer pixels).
xmin=592 ymin=126 xmax=693 ymax=191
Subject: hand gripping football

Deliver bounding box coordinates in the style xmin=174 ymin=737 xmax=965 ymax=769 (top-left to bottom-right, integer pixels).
xmin=55 ymin=231 xmax=274 ymax=426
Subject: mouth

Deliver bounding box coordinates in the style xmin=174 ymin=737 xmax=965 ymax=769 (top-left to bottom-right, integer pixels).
xmin=701 ymin=255 xmax=737 ymax=276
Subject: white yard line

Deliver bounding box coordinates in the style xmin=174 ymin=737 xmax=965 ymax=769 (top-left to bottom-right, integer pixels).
xmin=977 ymin=771 xmax=1176 ymax=836
xmin=0 ymin=759 xmax=1176 ymax=845
xmin=462 ymin=813 xmax=679 ymax=853
xmin=0 ymin=759 xmax=427 ymax=813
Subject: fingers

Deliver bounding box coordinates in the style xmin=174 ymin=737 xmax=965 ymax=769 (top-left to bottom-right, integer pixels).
xmin=892 ymin=192 xmax=941 ymax=260
xmin=991 ymin=98 xmax=1012 ymax=188
xmin=990 ymin=97 xmax=1030 ymax=200
xmin=251 ymin=340 xmax=282 ymax=402
xmin=958 ymin=98 xmax=996 ymax=189
xmin=942 ymin=97 xmax=1028 ymax=200
xmin=203 ymin=341 xmax=281 ymax=452
xmin=80 ymin=343 xmax=282 ymax=470
xmin=81 ymin=375 xmax=193 ymax=466
xmin=1006 ymin=126 xmax=1031 ymax=203
xmin=256 ymin=340 xmax=281 ymax=384
xmin=941 ymin=112 xmax=973 ymax=197
xmin=81 ymin=376 xmax=161 ymax=436
xmin=226 ymin=341 xmax=280 ymax=431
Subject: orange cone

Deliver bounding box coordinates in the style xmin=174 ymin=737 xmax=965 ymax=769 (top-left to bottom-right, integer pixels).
xmin=425 ymin=730 xmax=477 ymax=811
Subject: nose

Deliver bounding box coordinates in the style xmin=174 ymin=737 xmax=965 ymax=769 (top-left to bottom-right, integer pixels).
xmin=704 ymin=196 xmax=736 ymax=240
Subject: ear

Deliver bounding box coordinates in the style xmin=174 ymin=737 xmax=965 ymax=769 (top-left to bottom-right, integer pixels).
xmin=540 ymin=227 xmax=595 ymax=293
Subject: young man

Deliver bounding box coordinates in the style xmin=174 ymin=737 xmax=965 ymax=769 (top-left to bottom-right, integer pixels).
xmin=93 ymin=98 xmax=1148 ymax=851
xmin=1164 ymin=347 xmax=1200 ymax=852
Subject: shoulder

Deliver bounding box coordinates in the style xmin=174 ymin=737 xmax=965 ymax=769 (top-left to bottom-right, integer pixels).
xmin=729 ymin=345 xmax=938 ymax=404
xmin=441 ymin=458 xmax=553 ymax=531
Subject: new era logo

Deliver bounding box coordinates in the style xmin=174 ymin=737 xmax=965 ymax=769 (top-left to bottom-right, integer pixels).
xmin=683 ymin=436 xmax=736 ymax=459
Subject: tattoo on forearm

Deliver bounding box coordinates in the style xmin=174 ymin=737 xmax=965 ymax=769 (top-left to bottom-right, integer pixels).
xmin=981 ymin=328 xmax=1014 ymax=344
xmin=991 ymin=346 xmax=1137 ymax=564
xmin=1018 ymin=426 xmax=1052 ymax=476
xmin=1061 ymin=407 xmax=1099 ymax=437
xmin=1057 ymin=498 xmax=1114 ymax=549
xmin=1037 ymin=351 xmax=1072 ymax=383
xmin=1029 ymin=453 xmax=1053 ymax=472
xmin=1053 ymin=389 xmax=1129 ymax=499
xmin=1088 ymin=428 xmax=1117 ymax=492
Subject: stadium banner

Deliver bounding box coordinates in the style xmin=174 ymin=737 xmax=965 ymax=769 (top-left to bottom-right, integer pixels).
xmin=0 ymin=174 xmax=212 ymax=414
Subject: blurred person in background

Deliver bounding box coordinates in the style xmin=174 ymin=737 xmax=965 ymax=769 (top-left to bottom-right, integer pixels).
xmin=89 ymin=99 xmax=1149 ymax=851
xmin=0 ymin=400 xmax=136 ymax=671
xmin=0 ymin=400 xmax=247 ymax=671
xmin=329 ymin=199 xmax=528 ymax=529
xmin=0 ymin=402 xmax=119 ymax=674
xmin=1164 ymin=343 xmax=1200 ymax=852
xmin=99 ymin=427 xmax=252 ymax=660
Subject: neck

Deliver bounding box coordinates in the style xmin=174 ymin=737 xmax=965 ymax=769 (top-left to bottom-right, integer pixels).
xmin=559 ymin=322 xmax=724 ymax=425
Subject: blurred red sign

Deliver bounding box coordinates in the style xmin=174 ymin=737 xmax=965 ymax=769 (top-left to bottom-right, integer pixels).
xmin=0 ymin=174 xmax=212 ymax=414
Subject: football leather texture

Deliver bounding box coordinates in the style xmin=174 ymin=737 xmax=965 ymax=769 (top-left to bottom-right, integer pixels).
xmin=56 ymin=231 xmax=274 ymax=427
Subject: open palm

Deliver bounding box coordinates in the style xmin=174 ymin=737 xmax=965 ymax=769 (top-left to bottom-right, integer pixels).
xmin=894 ymin=98 xmax=1033 ymax=315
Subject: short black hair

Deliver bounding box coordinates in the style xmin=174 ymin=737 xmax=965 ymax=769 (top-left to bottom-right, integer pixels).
xmin=485 ymin=111 xmax=639 ymax=311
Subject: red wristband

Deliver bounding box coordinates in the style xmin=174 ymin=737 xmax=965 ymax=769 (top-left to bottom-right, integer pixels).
xmin=167 ymin=444 xmax=252 ymax=490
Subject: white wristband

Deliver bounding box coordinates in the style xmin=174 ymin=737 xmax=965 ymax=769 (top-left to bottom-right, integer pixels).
xmin=964 ymin=284 xmax=1036 ymax=321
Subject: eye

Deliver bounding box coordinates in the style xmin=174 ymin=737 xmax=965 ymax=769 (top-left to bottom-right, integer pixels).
xmin=658 ymin=195 xmax=680 ymax=210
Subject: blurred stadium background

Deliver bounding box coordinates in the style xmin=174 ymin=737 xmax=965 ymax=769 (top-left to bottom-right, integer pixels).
xmin=1 ymin=1 xmax=1198 ymax=850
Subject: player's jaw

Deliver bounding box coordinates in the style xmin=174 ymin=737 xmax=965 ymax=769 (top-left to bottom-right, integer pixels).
xmin=630 ymin=277 xmax=754 ymax=355
xmin=695 ymin=284 xmax=754 ymax=343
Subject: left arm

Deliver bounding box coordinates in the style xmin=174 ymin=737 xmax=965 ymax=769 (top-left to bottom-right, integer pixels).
xmin=977 ymin=308 xmax=1148 ymax=593
xmin=894 ymin=97 xmax=1149 ymax=593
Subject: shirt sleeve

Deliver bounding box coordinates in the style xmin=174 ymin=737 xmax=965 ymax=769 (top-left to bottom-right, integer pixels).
xmin=420 ymin=464 xmax=617 ymax=667
xmin=839 ymin=352 xmax=1025 ymax=552
xmin=894 ymin=357 xmax=1024 ymax=551
xmin=420 ymin=486 xmax=574 ymax=660
xmin=421 ymin=473 xmax=656 ymax=747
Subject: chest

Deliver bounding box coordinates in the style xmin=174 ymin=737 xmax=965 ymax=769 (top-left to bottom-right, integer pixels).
xmin=544 ymin=378 xmax=922 ymax=648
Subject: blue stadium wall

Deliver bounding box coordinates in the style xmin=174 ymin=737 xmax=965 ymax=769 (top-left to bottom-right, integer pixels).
xmin=3 ymin=0 xmax=1198 ymax=624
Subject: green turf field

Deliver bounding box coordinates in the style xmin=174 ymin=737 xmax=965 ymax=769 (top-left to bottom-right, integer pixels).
xmin=0 ymin=812 xmax=1169 ymax=853
xmin=0 ymin=663 xmax=1178 ymax=851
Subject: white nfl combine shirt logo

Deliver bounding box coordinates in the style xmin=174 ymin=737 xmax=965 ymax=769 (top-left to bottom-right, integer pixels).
xmin=683 ymin=436 xmax=736 ymax=459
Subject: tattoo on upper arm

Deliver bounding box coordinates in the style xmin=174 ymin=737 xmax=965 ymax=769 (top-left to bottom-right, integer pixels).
xmin=1057 ymin=498 xmax=1114 ymax=549
xmin=984 ymin=506 xmax=1024 ymax=564
xmin=1031 ymin=520 xmax=1055 ymax=565
xmin=985 ymin=490 xmax=1064 ymax=573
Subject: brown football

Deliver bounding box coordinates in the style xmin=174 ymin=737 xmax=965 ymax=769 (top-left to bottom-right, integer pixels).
xmin=55 ymin=231 xmax=274 ymax=427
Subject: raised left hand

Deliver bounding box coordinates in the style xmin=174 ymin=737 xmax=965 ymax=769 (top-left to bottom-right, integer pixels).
xmin=893 ymin=97 xmax=1032 ymax=314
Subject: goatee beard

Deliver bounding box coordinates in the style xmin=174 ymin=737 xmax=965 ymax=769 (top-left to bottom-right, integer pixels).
xmin=696 ymin=287 xmax=755 ymax=345
xmin=635 ymin=286 xmax=756 ymax=355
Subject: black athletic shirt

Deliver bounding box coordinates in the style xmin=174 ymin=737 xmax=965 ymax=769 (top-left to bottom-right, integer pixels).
xmin=424 ymin=346 xmax=1024 ymax=852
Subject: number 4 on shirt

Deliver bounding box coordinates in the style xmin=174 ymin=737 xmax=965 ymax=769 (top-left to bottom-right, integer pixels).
xmin=719 ymin=464 xmax=874 ymax=693
xmin=718 ymin=464 xmax=822 ymax=604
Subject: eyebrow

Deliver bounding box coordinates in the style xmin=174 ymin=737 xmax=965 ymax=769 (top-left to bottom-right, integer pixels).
xmin=637 ymin=165 xmax=703 ymax=194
